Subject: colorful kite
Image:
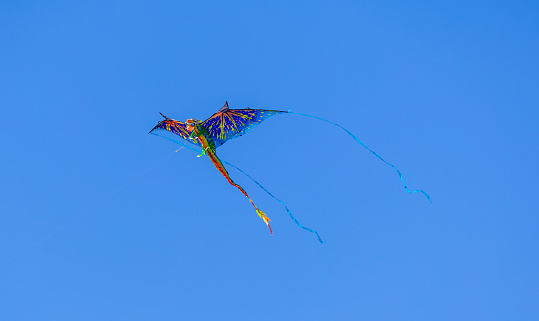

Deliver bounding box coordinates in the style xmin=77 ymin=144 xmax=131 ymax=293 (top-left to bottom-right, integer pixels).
xmin=150 ymin=102 xmax=430 ymax=242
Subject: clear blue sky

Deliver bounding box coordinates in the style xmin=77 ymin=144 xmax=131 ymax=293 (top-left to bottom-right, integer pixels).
xmin=1 ymin=1 xmax=538 ymax=320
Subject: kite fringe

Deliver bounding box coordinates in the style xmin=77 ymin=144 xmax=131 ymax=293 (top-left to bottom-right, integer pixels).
xmin=287 ymin=111 xmax=431 ymax=202
xmin=150 ymin=132 xmax=325 ymax=243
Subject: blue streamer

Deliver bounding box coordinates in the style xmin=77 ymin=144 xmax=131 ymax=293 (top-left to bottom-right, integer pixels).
xmin=288 ymin=111 xmax=431 ymax=202
xmin=150 ymin=132 xmax=325 ymax=243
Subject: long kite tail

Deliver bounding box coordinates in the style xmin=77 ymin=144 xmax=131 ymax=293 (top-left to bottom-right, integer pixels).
xmin=222 ymin=161 xmax=325 ymax=243
xmin=205 ymin=149 xmax=273 ymax=234
xmin=150 ymin=132 xmax=323 ymax=242
xmin=288 ymin=112 xmax=432 ymax=202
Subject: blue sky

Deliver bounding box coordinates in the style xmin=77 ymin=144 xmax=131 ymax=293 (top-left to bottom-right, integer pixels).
xmin=1 ymin=1 xmax=538 ymax=320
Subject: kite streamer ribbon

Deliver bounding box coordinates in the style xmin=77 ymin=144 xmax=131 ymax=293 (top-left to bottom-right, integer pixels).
xmin=223 ymin=161 xmax=326 ymax=243
xmin=287 ymin=111 xmax=431 ymax=202
xmin=206 ymin=144 xmax=273 ymax=234
xmin=190 ymin=123 xmax=273 ymax=234
xmin=150 ymin=132 xmax=325 ymax=242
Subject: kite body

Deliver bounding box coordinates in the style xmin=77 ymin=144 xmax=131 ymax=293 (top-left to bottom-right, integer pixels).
xmin=150 ymin=102 xmax=283 ymax=234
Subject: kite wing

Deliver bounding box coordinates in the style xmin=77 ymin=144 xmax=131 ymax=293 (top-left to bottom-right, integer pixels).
xmin=202 ymin=102 xmax=287 ymax=147
xmin=149 ymin=114 xmax=201 ymax=147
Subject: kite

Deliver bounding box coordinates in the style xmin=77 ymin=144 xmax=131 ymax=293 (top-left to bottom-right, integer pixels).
xmin=150 ymin=101 xmax=430 ymax=242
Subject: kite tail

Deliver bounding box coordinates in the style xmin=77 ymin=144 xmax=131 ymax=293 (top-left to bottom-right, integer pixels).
xmin=205 ymin=149 xmax=273 ymax=234
xmin=223 ymin=161 xmax=325 ymax=243
xmin=288 ymin=111 xmax=431 ymax=202
xmin=150 ymin=132 xmax=323 ymax=242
